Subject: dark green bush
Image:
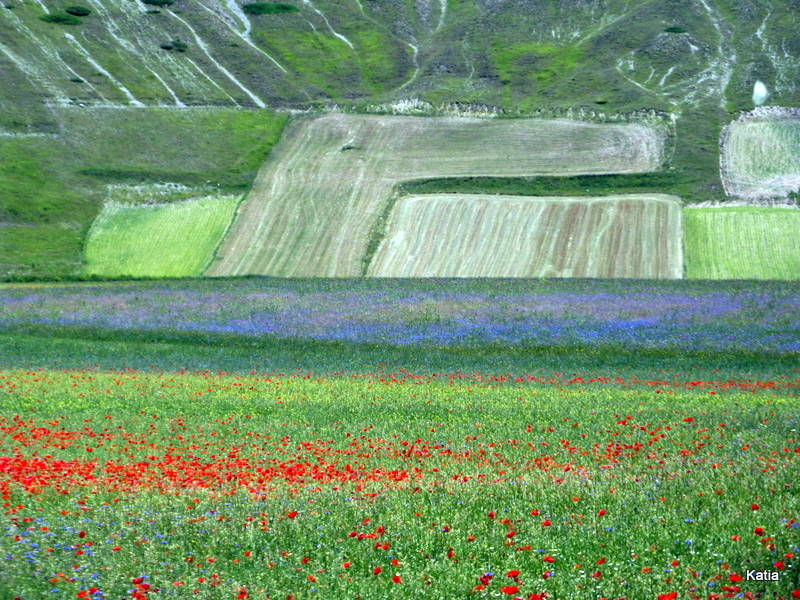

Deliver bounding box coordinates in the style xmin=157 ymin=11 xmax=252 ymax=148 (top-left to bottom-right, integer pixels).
xmin=664 ymin=26 xmax=687 ymax=33
xmin=65 ymin=5 xmax=91 ymax=16
xmin=143 ymin=0 xmax=174 ymax=6
xmin=242 ymin=2 xmax=299 ymax=15
xmin=39 ymin=13 xmax=81 ymax=25
xmin=160 ymin=38 xmax=187 ymax=52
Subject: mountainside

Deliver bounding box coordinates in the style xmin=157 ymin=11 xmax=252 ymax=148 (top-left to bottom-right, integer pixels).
xmin=2 ymin=0 xmax=800 ymax=119
xmin=1 ymin=0 xmax=799 ymax=279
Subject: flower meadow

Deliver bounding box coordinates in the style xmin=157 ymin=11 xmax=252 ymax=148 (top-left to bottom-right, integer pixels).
xmin=1 ymin=368 xmax=798 ymax=599
xmin=2 ymin=278 xmax=799 ymax=353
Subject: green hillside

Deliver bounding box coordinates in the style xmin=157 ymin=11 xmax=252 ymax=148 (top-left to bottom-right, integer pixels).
xmin=0 ymin=107 xmax=286 ymax=278
xmin=1 ymin=0 xmax=799 ymax=278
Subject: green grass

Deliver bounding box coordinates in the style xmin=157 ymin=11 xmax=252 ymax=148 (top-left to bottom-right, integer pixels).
xmin=0 ymin=108 xmax=287 ymax=279
xmin=1 ymin=368 xmax=797 ymax=599
xmin=64 ymin=108 xmax=288 ymax=187
xmin=398 ymin=172 xmax=682 ymax=197
xmin=84 ymin=196 xmax=241 ymax=278
xmin=684 ymin=207 xmax=800 ymax=279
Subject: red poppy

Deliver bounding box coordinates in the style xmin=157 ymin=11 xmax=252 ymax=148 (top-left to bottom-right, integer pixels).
xmin=754 ymin=527 xmax=764 ymax=535
xmin=506 ymin=570 xmax=520 ymax=578
xmin=392 ymin=575 xmax=401 ymax=583
xmin=342 ymin=561 xmax=351 ymax=569
xmin=287 ymin=511 xmax=298 ymax=519
xmin=541 ymin=520 xmax=551 ymax=526
xmin=501 ymin=585 xmax=520 ymax=594
xmin=373 ymin=567 xmax=381 ymax=575
xmin=597 ymin=509 xmax=606 ymax=516
xmin=729 ymin=573 xmax=742 ymax=582
xmin=751 ymin=503 xmax=759 ymax=510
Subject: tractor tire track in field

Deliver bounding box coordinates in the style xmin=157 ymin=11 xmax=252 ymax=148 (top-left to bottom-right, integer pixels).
xmin=207 ymin=114 xmax=666 ymax=278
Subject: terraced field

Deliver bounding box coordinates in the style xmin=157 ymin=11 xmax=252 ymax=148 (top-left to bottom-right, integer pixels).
xmin=84 ymin=196 xmax=240 ymax=278
xmin=684 ymin=206 xmax=800 ymax=279
xmin=720 ymin=107 xmax=800 ymax=200
xmin=207 ymin=114 xmax=664 ymax=277
xmin=367 ymin=194 xmax=682 ymax=278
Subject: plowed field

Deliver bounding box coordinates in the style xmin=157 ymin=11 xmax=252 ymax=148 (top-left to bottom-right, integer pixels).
xmin=720 ymin=108 xmax=800 ymax=200
xmin=207 ymin=114 xmax=664 ymax=277
xmin=366 ymin=194 xmax=683 ymax=278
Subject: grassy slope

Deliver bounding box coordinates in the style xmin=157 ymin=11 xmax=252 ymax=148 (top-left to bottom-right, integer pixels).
xmin=683 ymin=207 xmax=800 ymax=279
xmin=84 ymin=196 xmax=241 ymax=278
xmin=0 ymin=108 xmax=287 ymax=279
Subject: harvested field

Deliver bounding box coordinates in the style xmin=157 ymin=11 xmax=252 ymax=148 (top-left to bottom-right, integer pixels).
xmin=720 ymin=107 xmax=800 ymax=200
xmin=207 ymin=114 xmax=665 ymax=277
xmin=683 ymin=206 xmax=800 ymax=280
xmin=366 ymin=194 xmax=682 ymax=278
xmin=84 ymin=196 xmax=240 ymax=278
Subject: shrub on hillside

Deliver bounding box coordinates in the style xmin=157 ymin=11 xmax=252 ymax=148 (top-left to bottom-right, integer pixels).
xmin=242 ymin=2 xmax=298 ymax=15
xmin=39 ymin=13 xmax=81 ymax=25
xmin=160 ymin=38 xmax=188 ymax=52
xmin=143 ymin=0 xmax=174 ymax=6
xmin=65 ymin=5 xmax=91 ymax=16
xmin=664 ymin=26 xmax=687 ymax=33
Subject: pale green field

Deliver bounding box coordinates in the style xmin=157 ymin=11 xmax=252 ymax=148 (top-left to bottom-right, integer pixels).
xmin=721 ymin=112 xmax=800 ymax=200
xmin=683 ymin=207 xmax=800 ymax=279
xmin=84 ymin=196 xmax=240 ymax=278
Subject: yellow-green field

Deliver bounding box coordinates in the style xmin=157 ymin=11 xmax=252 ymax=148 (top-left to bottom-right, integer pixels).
xmin=683 ymin=206 xmax=800 ymax=279
xmin=84 ymin=196 xmax=240 ymax=278
xmin=367 ymin=194 xmax=683 ymax=278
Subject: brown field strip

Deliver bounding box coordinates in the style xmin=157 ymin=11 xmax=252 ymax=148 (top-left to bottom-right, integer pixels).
xmin=367 ymin=194 xmax=683 ymax=278
xmin=206 ymin=114 xmax=664 ymax=277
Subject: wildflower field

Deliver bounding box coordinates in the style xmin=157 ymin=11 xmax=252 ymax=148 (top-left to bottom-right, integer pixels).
xmin=1 ymin=278 xmax=798 ymax=599
xmin=1 ymin=369 xmax=798 ymax=600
